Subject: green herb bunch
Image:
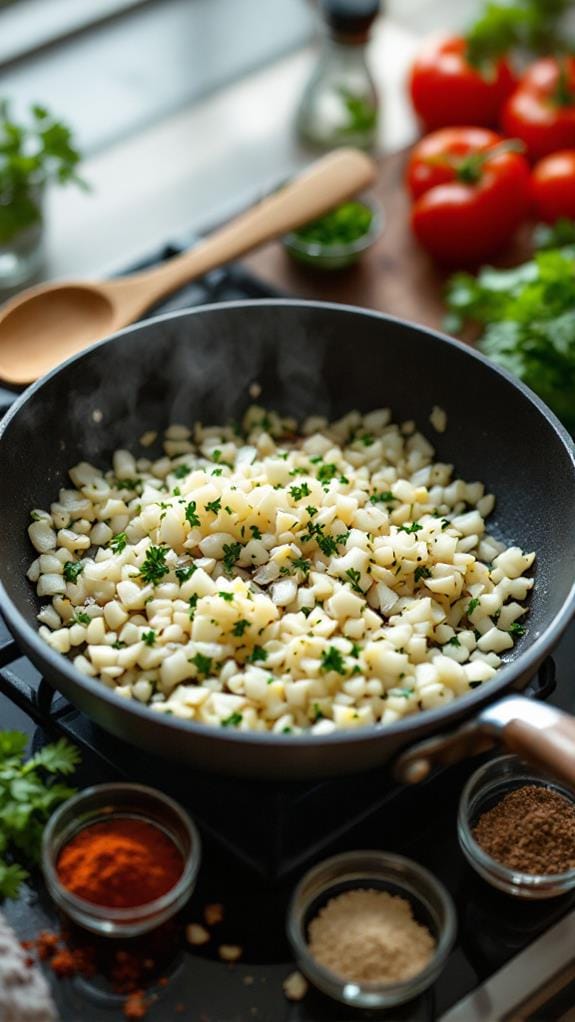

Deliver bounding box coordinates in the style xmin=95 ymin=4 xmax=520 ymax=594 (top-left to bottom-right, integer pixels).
xmin=445 ymin=224 xmax=575 ymax=432
xmin=0 ymin=731 xmax=79 ymax=899
xmin=0 ymin=100 xmax=86 ymax=245
xmin=465 ymin=0 xmax=574 ymax=67
xmin=294 ymin=201 xmax=373 ymax=247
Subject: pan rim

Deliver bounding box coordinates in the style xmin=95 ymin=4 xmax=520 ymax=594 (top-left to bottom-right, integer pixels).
xmin=1 ymin=298 xmax=574 ymax=751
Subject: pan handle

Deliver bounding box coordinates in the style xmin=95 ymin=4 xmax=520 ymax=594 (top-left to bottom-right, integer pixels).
xmin=395 ymin=695 xmax=575 ymax=788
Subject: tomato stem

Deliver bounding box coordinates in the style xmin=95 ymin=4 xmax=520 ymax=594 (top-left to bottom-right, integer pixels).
xmin=455 ymin=138 xmax=525 ymax=184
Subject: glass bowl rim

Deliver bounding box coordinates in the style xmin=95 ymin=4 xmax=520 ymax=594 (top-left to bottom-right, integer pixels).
xmin=282 ymin=194 xmax=383 ymax=258
xmin=458 ymin=754 xmax=575 ymax=887
xmin=41 ymin=781 xmax=201 ymax=921
xmin=286 ymin=848 xmax=457 ymax=998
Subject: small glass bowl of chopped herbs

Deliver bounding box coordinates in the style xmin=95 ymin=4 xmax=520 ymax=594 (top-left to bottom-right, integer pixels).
xmin=283 ymin=196 xmax=382 ymax=270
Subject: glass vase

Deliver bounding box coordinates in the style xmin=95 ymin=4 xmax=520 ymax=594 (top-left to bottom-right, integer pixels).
xmin=0 ymin=183 xmax=45 ymax=290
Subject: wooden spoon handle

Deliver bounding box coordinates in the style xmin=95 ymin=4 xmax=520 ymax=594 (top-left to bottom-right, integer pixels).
xmin=503 ymin=713 xmax=575 ymax=789
xmin=114 ymin=148 xmax=376 ymax=313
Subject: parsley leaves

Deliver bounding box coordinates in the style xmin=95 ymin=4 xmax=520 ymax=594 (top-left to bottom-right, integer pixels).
xmin=140 ymin=545 xmax=169 ymax=585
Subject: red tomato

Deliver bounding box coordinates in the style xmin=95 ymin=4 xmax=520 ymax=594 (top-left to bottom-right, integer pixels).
xmin=502 ymin=58 xmax=575 ymax=162
xmin=531 ymin=150 xmax=575 ymax=222
xmin=409 ymin=34 xmax=516 ymax=131
xmin=407 ymin=127 xmax=531 ymax=265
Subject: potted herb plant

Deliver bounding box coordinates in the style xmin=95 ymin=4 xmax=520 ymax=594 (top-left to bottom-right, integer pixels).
xmin=0 ymin=101 xmax=85 ymax=289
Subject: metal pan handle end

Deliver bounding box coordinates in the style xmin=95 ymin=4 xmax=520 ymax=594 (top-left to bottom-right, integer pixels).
xmin=395 ymin=696 xmax=575 ymax=789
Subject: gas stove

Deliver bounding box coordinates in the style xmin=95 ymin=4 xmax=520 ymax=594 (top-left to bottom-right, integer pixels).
xmin=1 ymin=245 xmax=575 ymax=1022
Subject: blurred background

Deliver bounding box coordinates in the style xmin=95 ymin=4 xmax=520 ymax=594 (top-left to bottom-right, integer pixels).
xmin=0 ymin=0 xmax=478 ymax=281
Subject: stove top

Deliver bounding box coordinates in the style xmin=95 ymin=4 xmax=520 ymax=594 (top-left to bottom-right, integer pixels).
xmin=2 ymin=244 xmax=575 ymax=1022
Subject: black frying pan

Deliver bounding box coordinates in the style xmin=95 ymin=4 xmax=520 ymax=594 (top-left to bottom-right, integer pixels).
xmin=1 ymin=300 xmax=575 ymax=781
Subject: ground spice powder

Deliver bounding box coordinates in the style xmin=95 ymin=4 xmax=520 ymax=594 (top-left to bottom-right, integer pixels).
xmin=473 ymin=784 xmax=575 ymax=874
xmin=56 ymin=818 xmax=184 ymax=907
xmin=308 ymin=888 xmax=435 ymax=984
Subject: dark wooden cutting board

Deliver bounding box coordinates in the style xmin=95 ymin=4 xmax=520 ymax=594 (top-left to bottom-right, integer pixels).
xmin=243 ymin=148 xmax=533 ymax=332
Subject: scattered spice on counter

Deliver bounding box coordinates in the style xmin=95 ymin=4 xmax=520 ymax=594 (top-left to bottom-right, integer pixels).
xmin=204 ymin=902 xmax=224 ymax=926
xmin=56 ymin=817 xmax=184 ymax=907
xmin=473 ymin=784 xmax=575 ymax=874
xmin=307 ymin=889 xmax=435 ymax=984
xmin=186 ymin=923 xmax=210 ymax=946
xmin=218 ymin=943 xmax=242 ymax=963
xmin=283 ymin=970 xmax=309 ymax=1001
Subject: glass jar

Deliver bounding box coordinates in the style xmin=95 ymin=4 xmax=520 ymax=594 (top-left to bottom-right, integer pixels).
xmin=287 ymin=849 xmax=456 ymax=1009
xmin=296 ymin=0 xmax=380 ymax=152
xmin=458 ymin=755 xmax=575 ymax=899
xmin=42 ymin=783 xmax=201 ymax=937
xmin=0 ymin=181 xmax=45 ymax=290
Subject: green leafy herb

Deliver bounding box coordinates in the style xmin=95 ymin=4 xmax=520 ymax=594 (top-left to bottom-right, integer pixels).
xmin=112 ymin=640 xmax=126 ymax=649
xmin=223 ymin=542 xmax=242 ymax=574
xmin=291 ymin=557 xmax=311 ymax=577
xmin=175 ymin=565 xmax=196 ymax=583
xmin=221 ymin=712 xmax=243 ymax=728
xmin=509 ymin=621 xmax=526 ymax=637
xmin=188 ymin=594 xmax=199 ymax=619
xmin=446 ymin=635 xmax=461 ymax=647
xmin=173 ymin=464 xmax=191 ymax=479
xmin=232 ymin=619 xmax=250 ymax=637
xmin=370 ymin=490 xmax=395 ymax=505
xmin=312 ymin=703 xmax=325 ymax=722
xmin=321 ymin=646 xmax=347 ymax=675
xmin=414 ymin=566 xmax=432 ymax=583
xmin=142 ymin=630 xmax=156 ymax=646
xmin=218 ymin=591 xmax=234 ymax=602
xmin=0 ymin=732 xmax=79 ymax=899
xmin=63 ymin=560 xmax=84 ymax=583
xmin=465 ymin=0 xmax=573 ymax=68
xmin=360 ymin=433 xmax=375 ymax=447
xmin=140 ymin=545 xmax=169 ymax=585
xmin=445 ymin=243 xmax=575 ymax=431
xmin=185 ymin=501 xmax=200 ymax=527
xmin=191 ymin=653 xmax=212 ymax=677
xmin=205 ymin=498 xmax=222 ymax=515
xmin=289 ymin=483 xmax=311 ymax=501
xmin=0 ymin=102 xmax=86 ymax=245
xmin=249 ymin=646 xmax=268 ymax=664
xmin=345 ymin=568 xmax=365 ymax=594
xmin=316 ymin=463 xmax=338 ymax=484
xmin=73 ymin=610 xmax=90 ymax=625
xmin=250 ymin=525 xmax=262 ymax=539
xmin=398 ymin=521 xmax=422 ymax=535
xmin=293 ymin=199 xmax=374 ymax=247
xmin=467 ymin=597 xmax=480 ymax=617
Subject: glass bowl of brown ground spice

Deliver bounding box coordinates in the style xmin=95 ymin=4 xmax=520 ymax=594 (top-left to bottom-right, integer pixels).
xmin=286 ymin=850 xmax=456 ymax=1009
xmin=42 ymin=783 xmax=201 ymax=936
xmin=458 ymin=755 xmax=575 ymax=899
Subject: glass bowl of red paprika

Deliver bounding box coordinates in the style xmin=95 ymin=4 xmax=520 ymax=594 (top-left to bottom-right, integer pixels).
xmin=42 ymin=782 xmax=201 ymax=936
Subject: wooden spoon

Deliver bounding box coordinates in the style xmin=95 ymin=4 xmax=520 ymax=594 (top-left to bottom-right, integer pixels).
xmin=0 ymin=148 xmax=376 ymax=385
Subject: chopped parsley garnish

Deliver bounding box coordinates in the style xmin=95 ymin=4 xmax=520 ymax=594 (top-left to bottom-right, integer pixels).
xmin=398 ymin=521 xmax=423 ymax=535
xmin=63 ymin=561 xmax=84 ymax=583
xmin=211 ymin=468 xmax=223 ymax=476
xmin=509 ymin=621 xmax=526 ymax=637
xmin=175 ymin=565 xmax=197 ymax=583
xmin=250 ymin=525 xmax=262 ymax=539
xmin=232 ymin=619 xmax=250 ymax=637
xmin=312 ymin=703 xmax=325 ymax=722
xmin=118 ymin=477 xmax=141 ymax=492
xmin=414 ymin=566 xmax=432 ymax=583
xmin=370 ymin=491 xmax=395 ymax=505
xmin=306 ymin=505 xmax=317 ymax=518
xmin=205 ymin=498 xmax=222 ymax=515
xmin=212 ymin=449 xmax=222 ymax=462
xmin=74 ymin=610 xmax=90 ymax=625
xmin=300 ymin=520 xmax=339 ymax=556
xmin=185 ymin=501 xmax=200 ymax=527
xmin=321 ymin=646 xmax=346 ymax=674
xmin=218 ymin=591 xmax=234 ymax=602
xmin=173 ymin=486 xmax=181 ymax=496
xmin=142 ymin=630 xmax=156 ymax=646
xmin=345 ymin=568 xmax=365 ymax=594
xmin=360 ymin=433 xmax=375 ymax=446
xmin=446 ymin=635 xmax=461 ymax=647
xmin=188 ymin=594 xmax=199 ymax=619
xmin=291 ymin=557 xmax=311 ymax=577
xmin=223 ymin=542 xmax=242 ymax=573
xmin=467 ymin=597 xmax=480 ymax=617
xmin=290 ymin=482 xmax=311 ymax=501
xmin=317 ymin=463 xmax=338 ymax=484
xmin=249 ymin=646 xmax=268 ymax=663
xmin=112 ymin=640 xmax=126 ymax=649
xmin=139 ymin=545 xmax=169 ymax=585
xmin=173 ymin=464 xmax=191 ymax=478
xmin=349 ymin=642 xmax=361 ymax=658
xmin=395 ymin=688 xmax=414 ymax=698
xmin=191 ymin=652 xmax=212 ymax=677
xmin=221 ymin=712 xmax=243 ymax=728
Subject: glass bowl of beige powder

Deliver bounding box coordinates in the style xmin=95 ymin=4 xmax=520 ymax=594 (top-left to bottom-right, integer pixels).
xmin=458 ymin=754 xmax=575 ymax=899
xmin=286 ymin=850 xmax=456 ymax=1009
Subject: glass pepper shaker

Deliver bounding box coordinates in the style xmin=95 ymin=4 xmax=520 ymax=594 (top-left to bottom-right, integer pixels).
xmin=296 ymin=0 xmax=381 ymax=153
